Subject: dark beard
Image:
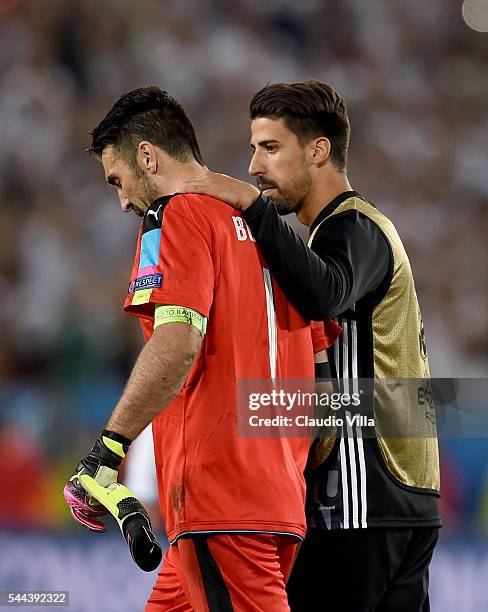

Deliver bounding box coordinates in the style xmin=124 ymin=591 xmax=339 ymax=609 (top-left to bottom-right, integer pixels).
xmin=267 ymin=195 xmax=301 ymax=217
xmin=134 ymin=168 xmax=160 ymax=207
xmin=274 ymin=200 xmax=293 ymax=216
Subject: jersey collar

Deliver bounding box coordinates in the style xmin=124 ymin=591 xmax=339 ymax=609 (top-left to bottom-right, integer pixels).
xmin=309 ymin=190 xmax=359 ymax=235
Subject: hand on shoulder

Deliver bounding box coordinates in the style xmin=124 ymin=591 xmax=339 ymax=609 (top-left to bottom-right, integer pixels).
xmin=177 ymin=170 xmax=260 ymax=212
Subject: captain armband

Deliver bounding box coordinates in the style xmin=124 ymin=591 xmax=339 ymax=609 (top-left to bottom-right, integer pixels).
xmin=153 ymin=304 xmax=208 ymax=336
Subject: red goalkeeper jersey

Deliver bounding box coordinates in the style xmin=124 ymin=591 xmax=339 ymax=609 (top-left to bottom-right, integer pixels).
xmin=123 ymin=193 xmax=320 ymax=544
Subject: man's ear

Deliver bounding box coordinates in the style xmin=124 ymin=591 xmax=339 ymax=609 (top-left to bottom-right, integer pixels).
xmin=309 ymin=137 xmax=331 ymax=167
xmin=137 ymin=141 xmax=158 ymax=174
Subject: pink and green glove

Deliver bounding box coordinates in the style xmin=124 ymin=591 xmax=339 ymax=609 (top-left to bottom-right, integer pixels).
xmin=63 ymin=430 xmax=162 ymax=571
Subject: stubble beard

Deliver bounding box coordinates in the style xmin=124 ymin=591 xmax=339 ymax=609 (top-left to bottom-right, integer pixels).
xmin=271 ymin=168 xmax=311 ymax=217
xmin=134 ymin=167 xmax=161 ymax=214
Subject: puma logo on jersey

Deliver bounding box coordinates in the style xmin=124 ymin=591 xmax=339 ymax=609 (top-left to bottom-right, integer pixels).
xmin=147 ymin=204 xmax=163 ymax=223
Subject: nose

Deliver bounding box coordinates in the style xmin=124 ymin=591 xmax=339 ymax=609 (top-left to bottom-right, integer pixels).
xmin=118 ymin=190 xmax=131 ymax=213
xmin=248 ymin=151 xmax=264 ymax=177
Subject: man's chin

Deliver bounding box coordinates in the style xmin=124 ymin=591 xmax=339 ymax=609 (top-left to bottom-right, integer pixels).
xmin=275 ymin=203 xmax=293 ymax=216
xmin=260 ymin=188 xmax=298 ymax=216
xmin=132 ymin=205 xmax=147 ymax=217
xmin=270 ymin=198 xmax=297 ymax=216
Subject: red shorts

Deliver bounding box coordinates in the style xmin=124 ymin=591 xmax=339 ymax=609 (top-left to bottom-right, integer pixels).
xmin=145 ymin=533 xmax=299 ymax=611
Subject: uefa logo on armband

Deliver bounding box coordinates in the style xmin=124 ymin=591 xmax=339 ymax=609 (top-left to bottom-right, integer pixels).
xmin=128 ymin=273 xmax=163 ymax=295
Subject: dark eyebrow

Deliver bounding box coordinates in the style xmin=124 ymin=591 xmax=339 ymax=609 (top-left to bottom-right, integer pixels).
xmin=250 ymin=139 xmax=280 ymax=152
xmin=257 ymin=139 xmax=280 ymax=147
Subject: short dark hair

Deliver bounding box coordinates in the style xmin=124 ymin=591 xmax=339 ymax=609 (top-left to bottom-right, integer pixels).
xmin=89 ymin=86 xmax=204 ymax=166
xmin=250 ymin=80 xmax=350 ymax=169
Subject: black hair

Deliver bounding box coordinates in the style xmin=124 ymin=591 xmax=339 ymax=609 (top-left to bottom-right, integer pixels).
xmin=89 ymin=86 xmax=204 ymax=166
xmin=250 ymin=80 xmax=350 ymax=169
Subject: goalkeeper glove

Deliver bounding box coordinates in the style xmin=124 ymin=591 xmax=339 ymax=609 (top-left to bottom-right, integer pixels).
xmin=64 ymin=430 xmax=129 ymax=532
xmin=63 ymin=430 xmax=162 ymax=571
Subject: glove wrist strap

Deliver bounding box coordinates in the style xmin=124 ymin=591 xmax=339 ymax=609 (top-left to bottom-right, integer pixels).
xmin=101 ymin=429 xmax=132 ymax=448
xmin=99 ymin=430 xmax=131 ymax=463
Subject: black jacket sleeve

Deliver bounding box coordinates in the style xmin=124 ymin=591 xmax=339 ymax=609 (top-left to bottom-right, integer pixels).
xmin=242 ymin=195 xmax=391 ymax=320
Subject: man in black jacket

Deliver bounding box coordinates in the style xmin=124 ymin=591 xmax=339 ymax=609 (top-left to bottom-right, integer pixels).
xmin=179 ymin=80 xmax=440 ymax=612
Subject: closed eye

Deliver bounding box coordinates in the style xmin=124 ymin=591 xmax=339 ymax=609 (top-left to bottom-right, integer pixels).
xmin=107 ymin=175 xmax=121 ymax=189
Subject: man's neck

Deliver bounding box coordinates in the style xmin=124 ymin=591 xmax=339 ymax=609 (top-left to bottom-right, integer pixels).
xmin=297 ymin=172 xmax=353 ymax=227
xmin=153 ymin=161 xmax=206 ymax=198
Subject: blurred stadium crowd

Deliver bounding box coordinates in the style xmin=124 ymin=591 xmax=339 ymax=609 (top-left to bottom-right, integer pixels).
xmin=0 ymin=0 xmax=487 ymax=535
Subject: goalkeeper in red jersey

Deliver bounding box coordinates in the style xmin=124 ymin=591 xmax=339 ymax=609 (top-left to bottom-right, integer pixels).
xmin=64 ymin=86 xmax=338 ymax=611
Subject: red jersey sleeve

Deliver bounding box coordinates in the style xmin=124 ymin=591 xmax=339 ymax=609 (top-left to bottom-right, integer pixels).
xmin=310 ymin=319 xmax=342 ymax=352
xmin=124 ymin=195 xmax=215 ymax=321
xmin=310 ymin=320 xmax=327 ymax=353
